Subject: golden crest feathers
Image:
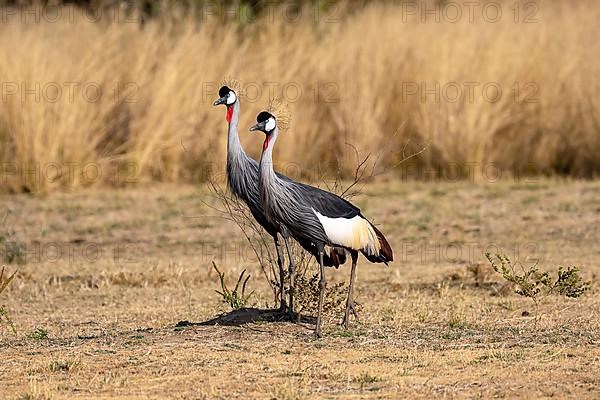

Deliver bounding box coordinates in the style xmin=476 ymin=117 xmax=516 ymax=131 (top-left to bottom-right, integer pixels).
xmin=221 ymin=77 xmax=248 ymax=101
xmin=267 ymin=98 xmax=291 ymax=131
xmin=221 ymin=77 xmax=241 ymax=93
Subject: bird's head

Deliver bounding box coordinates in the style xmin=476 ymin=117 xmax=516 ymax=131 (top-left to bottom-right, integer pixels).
xmin=249 ymin=111 xmax=277 ymax=150
xmin=213 ymin=85 xmax=238 ymax=122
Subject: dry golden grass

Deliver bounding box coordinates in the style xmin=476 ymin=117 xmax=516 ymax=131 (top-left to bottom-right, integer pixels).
xmin=1 ymin=1 xmax=600 ymax=193
xmin=1 ymin=179 xmax=599 ymax=398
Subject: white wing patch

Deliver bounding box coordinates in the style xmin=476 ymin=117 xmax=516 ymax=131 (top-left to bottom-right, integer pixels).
xmin=312 ymin=209 xmax=381 ymax=256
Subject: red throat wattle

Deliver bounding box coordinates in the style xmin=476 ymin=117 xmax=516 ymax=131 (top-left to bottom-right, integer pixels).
xmin=226 ymin=106 xmax=233 ymax=123
xmin=263 ymin=136 xmax=270 ymax=151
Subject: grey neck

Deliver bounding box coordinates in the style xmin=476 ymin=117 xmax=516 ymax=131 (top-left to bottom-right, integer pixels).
xmin=227 ymin=99 xmax=245 ymax=162
xmin=259 ymin=127 xmax=280 ymax=188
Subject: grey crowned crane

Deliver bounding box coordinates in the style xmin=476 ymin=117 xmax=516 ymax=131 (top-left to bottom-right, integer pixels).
xmin=250 ymin=110 xmax=393 ymax=337
xmin=213 ymin=84 xmax=346 ymax=317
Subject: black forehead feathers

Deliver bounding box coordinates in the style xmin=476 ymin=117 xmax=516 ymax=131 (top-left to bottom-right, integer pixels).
xmin=218 ymin=86 xmax=231 ymax=98
xmin=257 ymin=111 xmax=274 ymax=123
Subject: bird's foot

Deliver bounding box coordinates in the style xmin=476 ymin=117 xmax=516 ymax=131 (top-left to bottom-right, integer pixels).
xmin=276 ymin=300 xmax=289 ymax=317
xmin=341 ymin=300 xmax=360 ymax=329
xmin=287 ymin=308 xmax=297 ymax=322
xmin=315 ymin=325 xmax=323 ymax=338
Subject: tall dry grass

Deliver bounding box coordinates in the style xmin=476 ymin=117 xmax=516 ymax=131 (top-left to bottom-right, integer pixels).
xmin=1 ymin=1 xmax=599 ymax=192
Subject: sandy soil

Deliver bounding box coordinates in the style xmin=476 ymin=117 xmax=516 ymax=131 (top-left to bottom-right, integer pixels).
xmin=1 ymin=179 xmax=599 ymax=399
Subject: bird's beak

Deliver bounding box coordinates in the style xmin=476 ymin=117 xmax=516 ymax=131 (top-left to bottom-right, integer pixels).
xmin=249 ymin=122 xmax=264 ymax=133
xmin=213 ymin=96 xmax=227 ymax=106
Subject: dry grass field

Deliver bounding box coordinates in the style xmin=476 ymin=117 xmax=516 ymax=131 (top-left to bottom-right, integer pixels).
xmin=1 ymin=179 xmax=599 ymax=399
xmin=1 ymin=0 xmax=600 ymax=193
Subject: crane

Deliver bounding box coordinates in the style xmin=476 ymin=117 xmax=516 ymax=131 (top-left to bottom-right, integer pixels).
xmin=213 ymin=85 xmax=346 ymax=318
xmin=250 ymin=110 xmax=393 ymax=337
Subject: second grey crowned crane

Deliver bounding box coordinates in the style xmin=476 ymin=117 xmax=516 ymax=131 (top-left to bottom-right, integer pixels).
xmin=213 ymin=85 xmax=346 ymax=317
xmin=250 ymin=111 xmax=394 ymax=337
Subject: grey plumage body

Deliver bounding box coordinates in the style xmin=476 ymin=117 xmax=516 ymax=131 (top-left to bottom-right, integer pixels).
xmin=253 ymin=114 xmax=393 ymax=336
xmin=259 ymin=157 xmax=356 ymax=245
xmin=258 ymin=129 xmax=392 ymax=263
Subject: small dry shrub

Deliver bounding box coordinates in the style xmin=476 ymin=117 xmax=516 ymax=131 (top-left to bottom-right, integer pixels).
xmin=28 ymin=327 xmax=48 ymax=340
xmin=294 ymin=273 xmax=349 ymax=316
xmin=212 ymin=262 xmax=254 ymax=310
xmin=485 ymin=253 xmax=590 ymax=305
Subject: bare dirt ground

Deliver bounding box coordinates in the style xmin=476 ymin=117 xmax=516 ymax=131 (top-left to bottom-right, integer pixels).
xmin=1 ymin=179 xmax=599 ymax=399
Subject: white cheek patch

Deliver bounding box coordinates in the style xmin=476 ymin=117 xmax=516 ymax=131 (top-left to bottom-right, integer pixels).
xmin=226 ymin=92 xmax=236 ymax=105
xmin=265 ymin=117 xmax=276 ymax=131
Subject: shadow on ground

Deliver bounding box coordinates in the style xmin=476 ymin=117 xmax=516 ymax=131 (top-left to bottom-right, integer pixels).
xmin=175 ymin=308 xmax=316 ymax=328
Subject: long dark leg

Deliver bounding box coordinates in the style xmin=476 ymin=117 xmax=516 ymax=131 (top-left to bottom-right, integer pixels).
xmin=283 ymin=235 xmax=296 ymax=319
xmin=316 ymin=248 xmax=326 ymax=338
xmin=273 ymin=235 xmax=286 ymax=313
xmin=342 ymin=251 xmax=359 ymax=329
